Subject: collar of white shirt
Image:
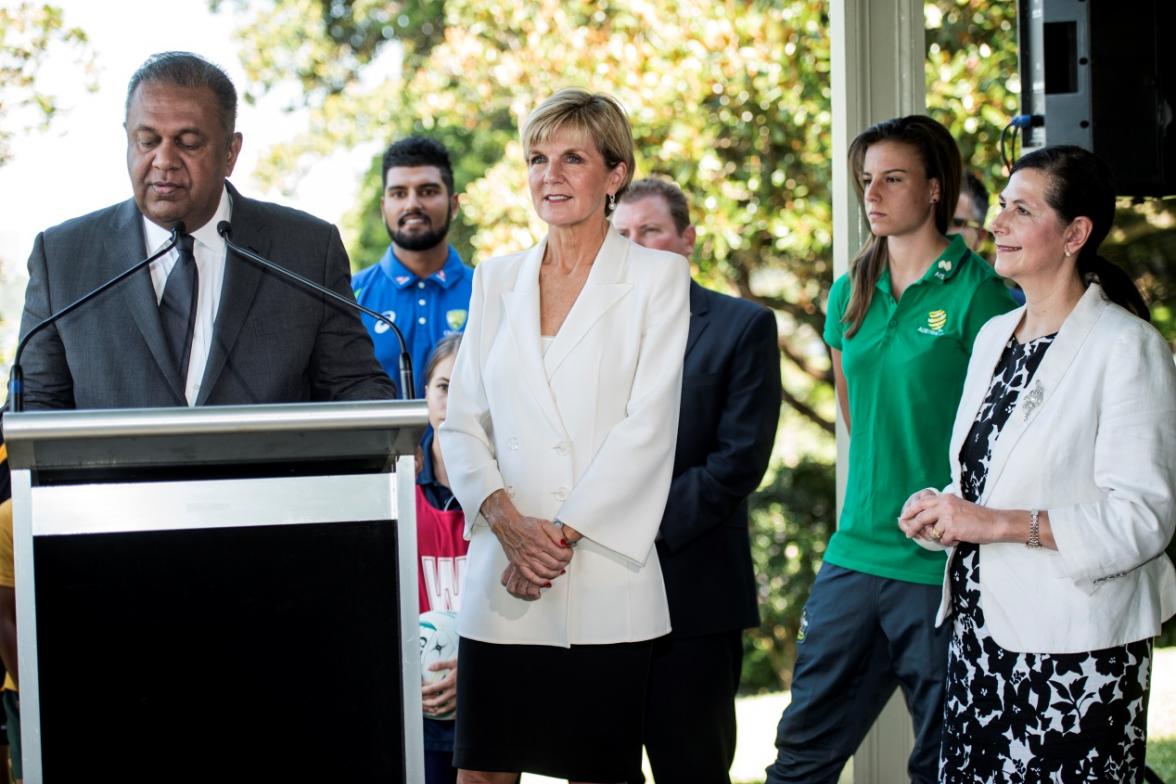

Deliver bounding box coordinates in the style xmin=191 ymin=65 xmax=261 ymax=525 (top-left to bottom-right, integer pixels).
xmin=143 ymin=185 xmax=233 ymax=293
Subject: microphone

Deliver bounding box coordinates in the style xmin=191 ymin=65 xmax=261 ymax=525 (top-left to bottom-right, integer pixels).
xmin=10 ymin=223 xmax=187 ymax=413
xmin=216 ymin=221 xmax=414 ymax=400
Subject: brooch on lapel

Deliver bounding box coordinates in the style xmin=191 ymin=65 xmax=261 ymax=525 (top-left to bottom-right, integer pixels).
xmin=1022 ymin=379 xmax=1044 ymax=421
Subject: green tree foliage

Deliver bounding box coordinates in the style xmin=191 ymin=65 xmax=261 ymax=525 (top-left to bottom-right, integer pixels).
xmin=925 ymin=0 xmax=1020 ymax=196
xmin=0 ymin=2 xmax=93 ymax=166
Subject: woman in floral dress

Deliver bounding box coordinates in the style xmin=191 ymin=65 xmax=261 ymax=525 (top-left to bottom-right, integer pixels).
xmin=899 ymin=145 xmax=1176 ymax=783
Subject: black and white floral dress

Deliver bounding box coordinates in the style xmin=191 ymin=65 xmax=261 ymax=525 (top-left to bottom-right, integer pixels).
xmin=940 ymin=334 xmax=1152 ymax=784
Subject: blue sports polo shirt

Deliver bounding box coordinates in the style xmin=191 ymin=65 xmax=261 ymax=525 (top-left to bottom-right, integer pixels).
xmin=352 ymin=245 xmax=473 ymax=398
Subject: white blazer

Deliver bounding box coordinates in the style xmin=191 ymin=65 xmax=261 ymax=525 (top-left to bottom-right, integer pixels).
xmin=439 ymin=228 xmax=690 ymax=647
xmin=925 ymin=283 xmax=1176 ymax=653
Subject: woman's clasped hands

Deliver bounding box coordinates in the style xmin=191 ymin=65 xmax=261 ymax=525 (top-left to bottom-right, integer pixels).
xmin=483 ymin=490 xmax=575 ymax=600
xmin=898 ymin=488 xmax=1001 ymax=547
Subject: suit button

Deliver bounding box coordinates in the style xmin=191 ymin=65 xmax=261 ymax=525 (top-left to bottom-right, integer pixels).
xmin=508 ymin=437 xmax=520 ymax=450
xmin=554 ymin=442 xmax=569 ymax=455
xmin=553 ymin=487 xmax=568 ymax=501
xmin=506 ymin=485 xmax=517 ymax=499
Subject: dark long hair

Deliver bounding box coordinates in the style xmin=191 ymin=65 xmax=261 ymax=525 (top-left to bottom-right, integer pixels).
xmin=842 ymin=115 xmax=961 ymax=338
xmin=1010 ymin=145 xmax=1149 ymax=321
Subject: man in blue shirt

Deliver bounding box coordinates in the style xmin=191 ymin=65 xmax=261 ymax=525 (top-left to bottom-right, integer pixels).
xmin=352 ymin=136 xmax=474 ymax=397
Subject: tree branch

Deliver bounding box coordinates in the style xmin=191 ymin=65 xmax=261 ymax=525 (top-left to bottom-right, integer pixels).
xmin=724 ymin=252 xmax=827 ymax=336
xmin=780 ymin=383 xmax=835 ymax=435
xmin=751 ymin=292 xmax=825 ymax=335
xmin=778 ymin=335 xmax=833 ymax=386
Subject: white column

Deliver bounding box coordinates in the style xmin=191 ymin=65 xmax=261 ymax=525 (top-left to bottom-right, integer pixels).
xmin=829 ymin=1 xmax=926 ymax=782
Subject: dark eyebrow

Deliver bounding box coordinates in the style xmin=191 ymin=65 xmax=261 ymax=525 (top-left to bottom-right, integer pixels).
xmin=860 ymin=167 xmax=908 ymax=177
xmin=131 ymin=125 xmax=206 ymax=138
xmin=386 ymin=181 xmax=445 ymax=193
xmin=999 ymin=192 xmax=1032 ymax=207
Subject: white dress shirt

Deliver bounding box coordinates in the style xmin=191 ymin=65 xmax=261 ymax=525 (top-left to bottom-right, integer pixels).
xmin=143 ymin=186 xmax=232 ymax=405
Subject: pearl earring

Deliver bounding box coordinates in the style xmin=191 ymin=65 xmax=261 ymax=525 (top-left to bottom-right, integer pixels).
xmin=608 ymin=193 xmax=616 ymax=211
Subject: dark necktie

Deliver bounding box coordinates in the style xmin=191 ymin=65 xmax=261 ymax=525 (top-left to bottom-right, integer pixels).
xmin=160 ymin=233 xmax=198 ymax=383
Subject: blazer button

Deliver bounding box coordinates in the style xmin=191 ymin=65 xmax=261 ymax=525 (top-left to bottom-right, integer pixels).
xmin=554 ymin=442 xmax=569 ymax=455
xmin=506 ymin=485 xmax=517 ymax=498
xmin=508 ymin=437 xmax=520 ymax=450
xmin=553 ymin=487 xmax=568 ymax=501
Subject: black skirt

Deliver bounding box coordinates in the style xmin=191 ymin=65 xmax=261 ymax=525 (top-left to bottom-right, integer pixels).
xmin=453 ymin=636 xmax=656 ymax=780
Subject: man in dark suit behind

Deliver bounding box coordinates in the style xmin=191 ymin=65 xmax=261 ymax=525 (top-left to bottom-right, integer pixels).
xmin=615 ymin=179 xmax=781 ymax=783
xmin=13 ymin=51 xmax=396 ymax=409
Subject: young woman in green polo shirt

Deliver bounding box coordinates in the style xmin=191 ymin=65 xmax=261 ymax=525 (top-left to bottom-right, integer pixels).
xmin=766 ymin=115 xmax=1015 ymax=784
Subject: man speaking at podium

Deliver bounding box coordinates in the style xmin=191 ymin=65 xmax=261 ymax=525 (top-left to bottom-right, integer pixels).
xmin=12 ymin=51 xmax=396 ymax=410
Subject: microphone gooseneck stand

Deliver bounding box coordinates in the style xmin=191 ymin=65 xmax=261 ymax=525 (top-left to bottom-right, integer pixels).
xmin=216 ymin=221 xmax=415 ymax=399
xmin=9 ymin=223 xmax=186 ymax=413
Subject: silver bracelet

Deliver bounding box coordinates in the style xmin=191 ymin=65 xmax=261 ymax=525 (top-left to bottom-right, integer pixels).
xmin=1026 ymin=509 xmax=1042 ymax=549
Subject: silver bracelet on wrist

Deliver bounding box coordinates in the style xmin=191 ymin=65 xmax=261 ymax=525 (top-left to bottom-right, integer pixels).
xmin=1026 ymin=509 xmax=1042 ymax=549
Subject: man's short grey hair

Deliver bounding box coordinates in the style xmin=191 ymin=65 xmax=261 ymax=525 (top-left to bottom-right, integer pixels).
xmin=126 ymin=51 xmax=237 ymax=140
xmin=620 ymin=178 xmax=692 ymax=233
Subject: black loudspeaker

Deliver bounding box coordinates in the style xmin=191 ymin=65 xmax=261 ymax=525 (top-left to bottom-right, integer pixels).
xmin=1018 ymin=0 xmax=1176 ymax=196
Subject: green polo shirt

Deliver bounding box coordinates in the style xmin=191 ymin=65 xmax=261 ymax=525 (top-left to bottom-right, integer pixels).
xmin=823 ymin=235 xmax=1017 ymax=585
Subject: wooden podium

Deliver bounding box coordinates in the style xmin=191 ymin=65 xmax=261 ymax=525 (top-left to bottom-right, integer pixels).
xmin=4 ymin=400 xmax=428 ymax=783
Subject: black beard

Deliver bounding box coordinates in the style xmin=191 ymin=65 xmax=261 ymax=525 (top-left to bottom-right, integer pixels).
xmin=387 ymin=208 xmax=451 ymax=252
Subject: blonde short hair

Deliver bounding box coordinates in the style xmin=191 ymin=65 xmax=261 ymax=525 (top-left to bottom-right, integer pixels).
xmin=521 ymin=88 xmax=635 ymax=214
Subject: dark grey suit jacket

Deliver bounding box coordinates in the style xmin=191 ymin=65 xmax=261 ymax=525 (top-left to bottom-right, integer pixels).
xmin=15 ymin=181 xmax=396 ymax=409
xmin=656 ymin=281 xmax=781 ymax=637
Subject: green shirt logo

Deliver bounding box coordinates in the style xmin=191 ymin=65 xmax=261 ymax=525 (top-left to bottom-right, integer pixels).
xmin=918 ymin=308 xmax=948 ymax=336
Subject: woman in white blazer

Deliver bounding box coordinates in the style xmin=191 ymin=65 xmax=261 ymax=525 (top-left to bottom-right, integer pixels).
xmin=899 ymin=145 xmax=1176 ymax=783
xmin=439 ymin=89 xmax=689 ymax=784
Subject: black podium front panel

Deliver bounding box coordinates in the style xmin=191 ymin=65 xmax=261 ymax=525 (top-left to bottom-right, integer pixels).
xmin=13 ymin=465 xmax=422 ymax=784
xmin=35 ymin=519 xmax=403 ymax=781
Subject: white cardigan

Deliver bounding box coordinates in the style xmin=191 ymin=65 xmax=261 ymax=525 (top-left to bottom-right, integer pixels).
xmin=439 ymin=229 xmax=690 ymax=647
xmin=926 ymin=283 xmax=1176 ymax=653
